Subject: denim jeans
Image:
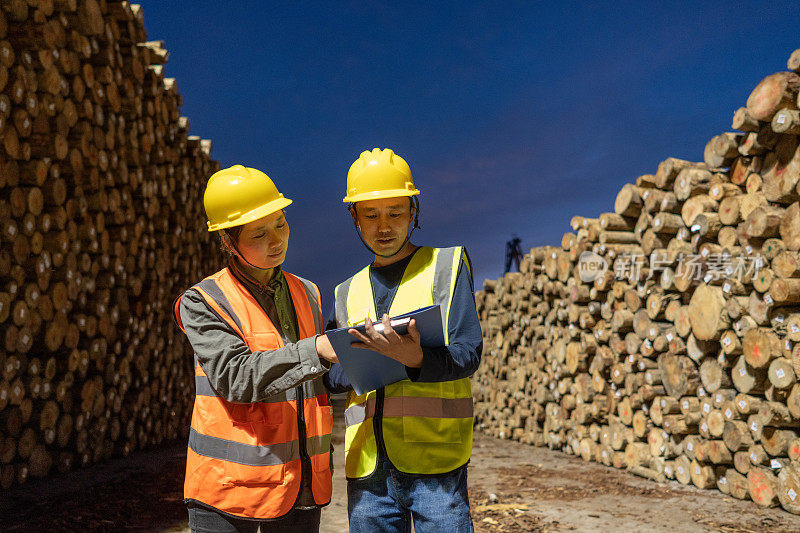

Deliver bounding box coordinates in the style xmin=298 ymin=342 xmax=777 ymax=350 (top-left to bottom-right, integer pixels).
xmin=187 ymin=504 xmax=321 ymax=533
xmin=347 ymin=460 xmax=473 ymax=533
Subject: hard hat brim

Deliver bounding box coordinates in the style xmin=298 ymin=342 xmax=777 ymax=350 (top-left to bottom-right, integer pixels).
xmin=343 ymin=188 xmax=420 ymax=204
xmin=207 ymin=197 xmax=292 ymax=232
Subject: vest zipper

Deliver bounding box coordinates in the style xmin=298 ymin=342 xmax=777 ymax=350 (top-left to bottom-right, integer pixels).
xmin=375 ymin=387 xmax=387 ymax=462
xmin=366 ymin=249 xmax=422 ymax=469
xmin=297 ymin=384 xmax=310 ymax=472
xmin=295 ymin=384 xmax=317 ymax=507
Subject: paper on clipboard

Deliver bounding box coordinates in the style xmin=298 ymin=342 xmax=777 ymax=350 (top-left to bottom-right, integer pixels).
xmin=325 ymin=305 xmax=444 ymax=395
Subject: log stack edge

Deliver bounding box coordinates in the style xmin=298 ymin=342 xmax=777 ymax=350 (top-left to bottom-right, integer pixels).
xmin=474 ymin=49 xmax=800 ymax=513
xmin=0 ymin=0 xmax=220 ymax=489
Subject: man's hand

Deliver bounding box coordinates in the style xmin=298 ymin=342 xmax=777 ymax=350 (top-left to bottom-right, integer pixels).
xmin=348 ymin=314 xmax=423 ymax=368
xmin=315 ymin=334 xmax=339 ymax=364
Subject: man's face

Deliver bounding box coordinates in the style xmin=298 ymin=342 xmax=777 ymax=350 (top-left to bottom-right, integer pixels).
xmin=354 ymin=197 xmax=414 ymax=256
xmin=235 ymin=210 xmax=290 ymax=269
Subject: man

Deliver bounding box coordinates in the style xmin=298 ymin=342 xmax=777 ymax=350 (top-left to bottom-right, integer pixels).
xmin=324 ymin=148 xmax=482 ymax=533
xmin=505 ymin=235 xmax=523 ymax=273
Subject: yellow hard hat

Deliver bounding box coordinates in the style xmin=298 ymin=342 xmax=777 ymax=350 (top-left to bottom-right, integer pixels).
xmin=203 ymin=165 xmax=292 ymax=232
xmin=344 ymin=148 xmax=420 ymax=203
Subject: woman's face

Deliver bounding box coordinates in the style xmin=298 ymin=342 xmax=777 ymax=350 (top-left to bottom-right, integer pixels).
xmin=234 ymin=210 xmax=289 ymax=269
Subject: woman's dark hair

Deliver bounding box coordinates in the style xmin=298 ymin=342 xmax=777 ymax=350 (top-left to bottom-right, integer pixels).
xmin=218 ymin=226 xmax=243 ymax=260
xmin=216 ymin=209 xmax=287 ymax=260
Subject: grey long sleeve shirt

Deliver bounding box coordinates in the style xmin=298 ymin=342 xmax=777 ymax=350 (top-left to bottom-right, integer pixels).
xmin=178 ymin=264 xmax=330 ymax=404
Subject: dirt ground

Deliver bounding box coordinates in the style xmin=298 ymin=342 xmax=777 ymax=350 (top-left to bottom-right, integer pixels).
xmin=3 ymin=399 xmax=800 ymax=532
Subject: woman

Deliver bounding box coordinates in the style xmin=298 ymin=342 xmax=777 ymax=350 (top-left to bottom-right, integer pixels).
xmin=173 ymin=164 xmax=339 ymax=532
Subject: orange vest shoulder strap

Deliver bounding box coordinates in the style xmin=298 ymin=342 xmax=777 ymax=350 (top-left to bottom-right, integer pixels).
xmin=173 ymin=294 xmax=185 ymax=333
xmin=180 ymin=268 xmax=247 ymax=339
xmin=172 ymin=268 xmax=228 ymax=334
xmin=284 ymin=271 xmax=323 ymax=336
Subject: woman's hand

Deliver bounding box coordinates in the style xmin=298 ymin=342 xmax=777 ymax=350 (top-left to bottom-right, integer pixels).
xmin=315 ymin=334 xmax=339 ymax=364
xmin=348 ymin=314 xmax=423 ymax=368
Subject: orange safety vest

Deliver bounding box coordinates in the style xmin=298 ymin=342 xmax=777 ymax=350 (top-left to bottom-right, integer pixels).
xmin=174 ymin=267 xmax=332 ymax=520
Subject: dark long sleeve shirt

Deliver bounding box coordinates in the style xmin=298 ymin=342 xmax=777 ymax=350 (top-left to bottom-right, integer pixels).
xmin=323 ymin=247 xmax=483 ymax=393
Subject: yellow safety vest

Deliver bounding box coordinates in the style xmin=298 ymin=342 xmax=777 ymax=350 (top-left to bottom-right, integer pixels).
xmin=334 ymin=246 xmax=474 ymax=478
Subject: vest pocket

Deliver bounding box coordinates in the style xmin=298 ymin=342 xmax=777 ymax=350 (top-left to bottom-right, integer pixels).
xmin=223 ymin=460 xmax=285 ymax=486
xmin=309 ymin=403 xmax=333 ymax=473
xmin=229 ymin=403 xmax=284 ymax=428
xmin=312 ymin=449 xmax=332 ymax=473
xmin=402 ymin=414 xmax=462 ymax=443
xmin=245 ymin=331 xmax=282 ymax=352
xmin=399 ymin=382 xmax=462 ymax=444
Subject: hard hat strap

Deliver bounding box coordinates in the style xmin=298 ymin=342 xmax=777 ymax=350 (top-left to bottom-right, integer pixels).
xmin=221 ymin=230 xmax=273 ymax=271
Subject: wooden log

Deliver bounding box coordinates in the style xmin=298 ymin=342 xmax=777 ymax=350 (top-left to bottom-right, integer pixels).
xmin=779 ymin=202 xmax=800 ymax=252
xmin=724 ymin=468 xmax=751 ymax=500
xmin=681 ymin=195 xmax=717 ymax=227
xmin=614 ymin=184 xmax=643 ymax=218
xmin=724 ymin=419 xmax=754 ymax=453
xmin=731 ymin=355 xmax=766 ymax=395
xmin=768 ymin=357 xmax=796 ymax=389
xmin=744 ymin=206 xmax=784 ymax=238
xmin=778 ymin=461 xmax=800 ymax=514
xmin=772 ymin=107 xmax=800 ymax=135
xmin=655 ymin=158 xmax=709 ymax=190
xmin=658 ymin=353 xmax=700 ymax=399
xmin=690 ymin=458 xmax=717 ymax=489
xmin=674 ymin=454 xmax=693 ymax=485
xmin=743 ymin=327 xmax=780 ymax=369
xmin=732 ymin=106 xmax=760 ymax=132
xmin=762 ymin=136 xmax=800 ymax=204
xmin=746 ymin=71 xmax=800 ymax=121
xmin=789 ymin=49 xmax=800 ymax=73
xmin=704 ymin=133 xmax=741 ymax=168
xmin=599 ymin=231 xmax=638 ymax=245
xmin=599 ymin=212 xmax=636 ymax=232
xmin=699 ymin=358 xmax=733 ymax=393
xmin=787 ymin=383 xmax=800 ymax=420
xmin=761 ymin=427 xmax=797 ymax=457
xmin=688 ymin=284 xmax=729 ymax=341
xmin=718 ymin=196 xmax=741 ymax=226
xmin=748 ymin=467 xmax=780 ymax=507
xmin=706 ymin=410 xmax=727 ymax=439
xmin=674 ymin=167 xmax=711 ymax=200
xmin=772 ymin=250 xmax=800 ymax=279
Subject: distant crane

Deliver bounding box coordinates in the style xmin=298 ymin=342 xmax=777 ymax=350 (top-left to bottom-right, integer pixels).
xmin=504 ymin=235 xmax=523 ymax=274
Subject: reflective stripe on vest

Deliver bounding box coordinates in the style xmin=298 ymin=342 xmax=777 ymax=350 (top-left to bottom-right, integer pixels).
xmin=345 ymin=396 xmax=473 ymax=427
xmin=335 ymin=246 xmax=474 ymax=478
xmin=189 ymin=428 xmax=332 ymax=467
xmin=177 ymin=268 xmax=332 ymax=519
xmin=344 ymin=396 xmax=376 ymax=428
xmin=195 ymin=374 xmax=302 ymax=403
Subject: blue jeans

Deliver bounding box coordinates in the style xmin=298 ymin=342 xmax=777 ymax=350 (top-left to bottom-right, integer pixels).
xmin=347 ymin=460 xmax=473 ymax=533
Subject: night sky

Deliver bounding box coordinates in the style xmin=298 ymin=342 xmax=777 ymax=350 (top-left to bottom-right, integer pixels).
xmin=137 ymin=1 xmax=799 ymax=312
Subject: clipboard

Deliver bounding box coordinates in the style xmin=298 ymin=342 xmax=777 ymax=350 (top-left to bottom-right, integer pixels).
xmin=325 ymin=305 xmax=444 ymax=395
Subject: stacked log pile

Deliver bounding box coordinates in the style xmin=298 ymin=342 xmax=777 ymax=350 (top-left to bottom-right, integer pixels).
xmin=0 ymin=1 xmax=219 ymax=489
xmin=474 ymin=49 xmax=800 ymax=514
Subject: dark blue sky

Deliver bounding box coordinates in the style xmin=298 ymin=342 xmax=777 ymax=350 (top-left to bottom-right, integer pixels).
xmin=138 ymin=1 xmax=799 ymax=309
